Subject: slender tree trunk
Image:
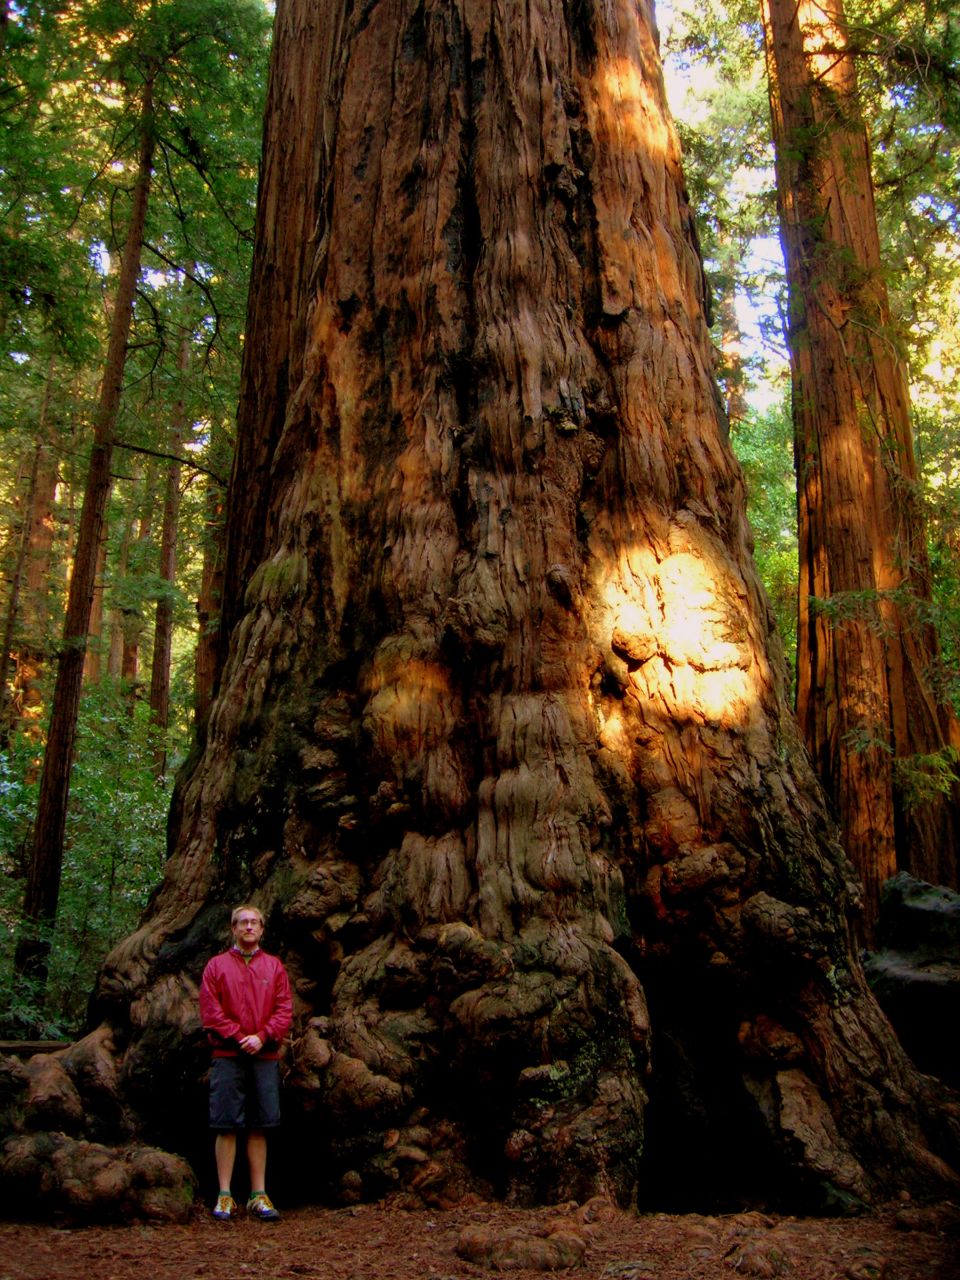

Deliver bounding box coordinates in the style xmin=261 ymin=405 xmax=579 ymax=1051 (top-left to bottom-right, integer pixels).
xmin=107 ymin=514 xmax=132 ymax=681
xmin=194 ymin=472 xmax=224 ymax=728
xmin=149 ymin=337 xmax=188 ymax=773
xmin=14 ymin=73 xmax=156 ymax=989
xmin=85 ymin=0 xmax=960 ymax=1211
xmin=0 ymin=465 xmax=35 ymax=740
xmin=120 ymin=465 xmax=158 ymax=699
xmin=83 ymin=527 xmax=109 ymax=685
xmin=18 ymin=431 xmax=60 ymax=714
xmin=761 ymin=0 xmax=960 ymax=940
xmin=0 ymin=368 xmax=60 ymax=739
xmin=717 ymin=243 xmax=749 ymax=430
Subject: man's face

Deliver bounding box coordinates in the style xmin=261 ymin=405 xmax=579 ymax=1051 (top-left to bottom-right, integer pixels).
xmin=232 ymin=911 xmax=264 ymax=951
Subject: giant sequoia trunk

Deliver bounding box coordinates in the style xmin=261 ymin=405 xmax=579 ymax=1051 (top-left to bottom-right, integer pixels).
xmin=761 ymin=0 xmax=960 ymax=941
xmin=9 ymin=0 xmax=955 ymax=1215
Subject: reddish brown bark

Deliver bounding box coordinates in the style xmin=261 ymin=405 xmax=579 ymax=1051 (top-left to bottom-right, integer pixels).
xmin=716 ymin=242 xmax=749 ymax=431
xmin=14 ymin=75 xmax=156 ymax=986
xmin=216 ymin=0 xmax=328 ymax=670
xmin=149 ymin=339 xmax=188 ymax=773
xmin=194 ymin=475 xmax=224 ymax=728
xmin=0 ymin=380 xmax=59 ymax=736
xmin=118 ymin=468 xmax=160 ymax=694
xmin=82 ymin=529 xmax=108 ymax=685
xmin=71 ymin=0 xmax=960 ymax=1212
xmin=761 ymin=0 xmax=960 ymax=940
xmin=107 ymin=515 xmax=131 ymax=681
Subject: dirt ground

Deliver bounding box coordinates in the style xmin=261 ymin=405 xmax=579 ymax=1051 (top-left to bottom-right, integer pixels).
xmin=1 ymin=1198 xmax=957 ymax=1280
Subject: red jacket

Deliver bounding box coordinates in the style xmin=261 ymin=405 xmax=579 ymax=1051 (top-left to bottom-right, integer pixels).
xmin=199 ymin=947 xmax=293 ymax=1059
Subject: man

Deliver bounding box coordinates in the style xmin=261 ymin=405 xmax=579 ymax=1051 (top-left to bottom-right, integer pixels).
xmin=199 ymin=903 xmax=293 ymax=1221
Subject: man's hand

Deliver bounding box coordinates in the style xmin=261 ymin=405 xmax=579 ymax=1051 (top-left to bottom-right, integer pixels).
xmin=238 ymin=1034 xmax=263 ymax=1055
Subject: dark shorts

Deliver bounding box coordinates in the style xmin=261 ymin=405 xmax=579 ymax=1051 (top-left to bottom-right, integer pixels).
xmin=209 ymin=1056 xmax=281 ymax=1131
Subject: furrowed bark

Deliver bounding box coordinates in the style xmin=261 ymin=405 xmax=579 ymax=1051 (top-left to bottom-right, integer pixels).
xmin=761 ymin=0 xmax=960 ymax=941
xmin=74 ymin=0 xmax=960 ymax=1211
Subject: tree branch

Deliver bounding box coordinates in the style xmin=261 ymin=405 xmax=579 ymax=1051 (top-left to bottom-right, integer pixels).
xmin=114 ymin=439 xmax=226 ymax=484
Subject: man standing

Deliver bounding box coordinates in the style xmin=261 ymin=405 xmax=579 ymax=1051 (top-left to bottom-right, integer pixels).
xmin=199 ymin=904 xmax=293 ymax=1221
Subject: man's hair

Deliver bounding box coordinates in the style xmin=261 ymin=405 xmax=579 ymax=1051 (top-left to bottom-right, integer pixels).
xmin=231 ymin=903 xmax=264 ymax=927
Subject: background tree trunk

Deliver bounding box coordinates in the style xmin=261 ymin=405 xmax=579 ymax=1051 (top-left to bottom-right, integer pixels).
xmin=194 ymin=475 xmax=224 ymax=728
xmin=83 ymin=529 xmax=108 ymax=686
xmin=0 ymin=367 xmax=60 ymax=739
xmin=716 ymin=238 xmax=749 ymax=431
xmin=148 ymin=337 xmax=188 ymax=774
xmin=14 ymin=74 xmax=156 ymax=990
xmin=119 ymin=465 xmax=159 ymax=699
xmin=761 ymin=0 xmax=960 ymax=941
xmin=82 ymin=0 xmax=960 ymax=1210
xmin=107 ymin=513 xmax=132 ymax=681
xmin=148 ymin=452 xmax=181 ymax=770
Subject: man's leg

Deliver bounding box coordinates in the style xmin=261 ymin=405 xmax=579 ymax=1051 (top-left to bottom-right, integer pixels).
xmin=245 ymin=1060 xmax=281 ymax=1220
xmin=216 ymin=1132 xmax=238 ymax=1191
xmin=210 ymin=1058 xmax=244 ymax=1218
xmin=247 ymin=1129 xmax=267 ymax=1192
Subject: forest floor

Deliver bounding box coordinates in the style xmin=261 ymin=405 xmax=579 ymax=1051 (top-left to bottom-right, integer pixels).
xmin=0 ymin=1196 xmax=958 ymax=1280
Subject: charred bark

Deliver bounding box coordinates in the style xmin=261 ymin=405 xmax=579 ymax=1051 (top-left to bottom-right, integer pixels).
xmin=9 ymin=0 xmax=954 ymax=1215
xmin=761 ymin=0 xmax=960 ymax=940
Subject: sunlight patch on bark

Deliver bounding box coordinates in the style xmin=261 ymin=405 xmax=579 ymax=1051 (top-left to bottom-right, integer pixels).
xmin=598 ymin=58 xmax=671 ymax=158
xmin=593 ymin=536 xmax=760 ymax=731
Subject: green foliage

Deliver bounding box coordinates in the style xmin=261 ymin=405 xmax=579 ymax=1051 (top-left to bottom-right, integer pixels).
xmin=893 ymin=745 xmax=960 ymax=810
xmin=0 ymin=0 xmax=271 ymax=1033
xmin=912 ymin=381 xmax=960 ymax=719
xmin=0 ymin=681 xmax=171 ymax=1035
xmin=664 ymin=0 xmax=787 ymax=392
xmin=729 ymin=396 xmax=799 ymax=673
xmin=0 ymin=4 xmax=102 ymax=367
xmin=841 ymin=724 xmax=959 ymax=812
xmin=665 ymin=0 xmax=960 ymax=724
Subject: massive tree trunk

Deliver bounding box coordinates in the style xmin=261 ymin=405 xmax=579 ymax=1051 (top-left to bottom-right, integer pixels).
xmin=761 ymin=0 xmax=960 ymax=941
xmin=216 ymin=0 xmax=328 ymax=671
xmin=9 ymin=0 xmax=954 ymax=1214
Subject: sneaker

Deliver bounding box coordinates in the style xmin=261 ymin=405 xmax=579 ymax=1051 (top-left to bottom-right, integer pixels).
xmin=247 ymin=1192 xmax=280 ymax=1222
xmin=212 ymin=1193 xmax=237 ymax=1220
